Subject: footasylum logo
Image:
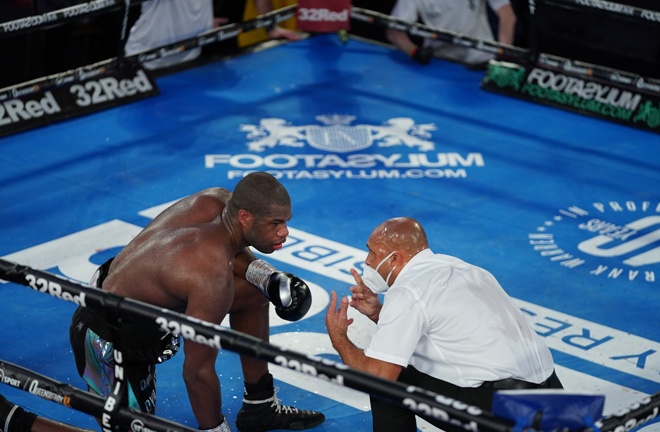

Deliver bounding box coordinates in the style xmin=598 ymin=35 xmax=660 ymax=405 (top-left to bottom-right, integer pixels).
xmin=205 ymin=114 xmax=487 ymax=180
xmin=483 ymin=62 xmax=660 ymax=131
xmin=529 ymin=201 xmax=660 ymax=285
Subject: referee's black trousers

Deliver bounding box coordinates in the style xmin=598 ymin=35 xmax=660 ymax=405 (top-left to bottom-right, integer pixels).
xmin=370 ymin=366 xmax=563 ymax=432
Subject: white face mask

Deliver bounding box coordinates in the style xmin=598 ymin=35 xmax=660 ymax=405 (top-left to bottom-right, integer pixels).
xmin=361 ymin=252 xmax=395 ymax=294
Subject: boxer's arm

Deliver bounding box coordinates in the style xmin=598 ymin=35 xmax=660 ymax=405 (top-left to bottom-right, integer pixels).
xmin=180 ymin=252 xmax=233 ymax=429
xmin=234 ymin=247 xmax=257 ymax=278
xmin=182 ymin=340 xmax=222 ymax=429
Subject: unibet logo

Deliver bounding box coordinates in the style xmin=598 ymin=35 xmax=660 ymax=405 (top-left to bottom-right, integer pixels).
xmin=529 ymin=201 xmax=660 ymax=284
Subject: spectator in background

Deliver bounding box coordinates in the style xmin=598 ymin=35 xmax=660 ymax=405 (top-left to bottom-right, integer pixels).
xmin=124 ymin=0 xmax=299 ymax=70
xmin=254 ymin=0 xmax=301 ymax=41
xmin=124 ymin=0 xmax=214 ymax=70
xmin=386 ymin=0 xmax=516 ymax=69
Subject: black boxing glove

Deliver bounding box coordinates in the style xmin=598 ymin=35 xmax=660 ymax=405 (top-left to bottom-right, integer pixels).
xmin=266 ymin=272 xmax=312 ymax=321
xmin=246 ymin=259 xmax=313 ymax=321
xmin=410 ymin=45 xmax=433 ymax=65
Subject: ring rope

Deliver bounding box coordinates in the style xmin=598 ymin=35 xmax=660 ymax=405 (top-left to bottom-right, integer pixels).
xmin=2 ymin=258 xmax=660 ymax=431
xmin=0 ymin=257 xmax=515 ymax=432
xmin=1 ymin=3 xmax=659 ymax=101
xmin=597 ymin=392 xmax=660 ymax=432
xmin=0 ymin=359 xmax=198 ymax=432
xmin=536 ymin=0 xmax=660 ymax=24
xmin=0 ymin=0 xmax=122 ymax=38
xmin=349 ymin=6 xmax=660 ymax=96
xmin=349 ymin=6 xmax=528 ymax=60
xmin=0 ymin=4 xmax=297 ymax=102
xmin=124 ymin=4 xmax=296 ymax=67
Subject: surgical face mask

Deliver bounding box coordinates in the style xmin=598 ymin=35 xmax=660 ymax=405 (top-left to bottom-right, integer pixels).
xmin=361 ymin=252 xmax=395 ymax=294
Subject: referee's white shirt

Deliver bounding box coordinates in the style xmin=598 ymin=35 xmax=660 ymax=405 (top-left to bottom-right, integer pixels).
xmin=364 ymin=248 xmax=555 ymax=388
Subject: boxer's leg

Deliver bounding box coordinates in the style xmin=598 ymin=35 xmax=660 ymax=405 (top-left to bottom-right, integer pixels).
xmin=230 ymin=276 xmax=325 ymax=431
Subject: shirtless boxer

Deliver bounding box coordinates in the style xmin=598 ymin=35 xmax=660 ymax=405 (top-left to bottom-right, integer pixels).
xmin=70 ymin=172 xmax=324 ymax=432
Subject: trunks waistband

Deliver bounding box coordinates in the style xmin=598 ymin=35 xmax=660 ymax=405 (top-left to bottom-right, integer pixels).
xmin=75 ymin=257 xmax=176 ymax=364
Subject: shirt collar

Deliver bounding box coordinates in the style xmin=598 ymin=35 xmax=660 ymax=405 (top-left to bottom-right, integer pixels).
xmin=393 ymin=248 xmax=433 ymax=285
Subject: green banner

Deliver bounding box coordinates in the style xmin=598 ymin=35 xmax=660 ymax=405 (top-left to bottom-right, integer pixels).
xmin=482 ymin=60 xmax=660 ymax=133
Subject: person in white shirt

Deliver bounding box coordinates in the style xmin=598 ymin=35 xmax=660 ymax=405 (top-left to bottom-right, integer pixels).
xmin=325 ymin=217 xmax=562 ymax=432
xmin=386 ymin=0 xmax=517 ymax=68
xmin=124 ymin=0 xmax=300 ymax=70
xmin=124 ymin=0 xmax=214 ymax=70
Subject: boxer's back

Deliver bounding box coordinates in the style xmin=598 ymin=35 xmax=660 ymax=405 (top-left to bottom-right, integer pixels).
xmin=102 ymin=187 xmax=234 ymax=310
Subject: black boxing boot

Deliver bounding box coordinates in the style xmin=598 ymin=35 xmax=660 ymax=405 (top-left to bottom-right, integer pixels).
xmin=0 ymin=394 xmax=37 ymax=432
xmin=235 ymin=374 xmax=325 ymax=432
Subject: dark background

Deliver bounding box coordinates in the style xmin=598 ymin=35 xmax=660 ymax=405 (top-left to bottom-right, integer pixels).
xmin=0 ymin=0 xmax=659 ymax=89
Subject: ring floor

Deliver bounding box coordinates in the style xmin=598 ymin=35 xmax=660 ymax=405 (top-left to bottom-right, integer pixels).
xmin=0 ymin=34 xmax=659 ymax=431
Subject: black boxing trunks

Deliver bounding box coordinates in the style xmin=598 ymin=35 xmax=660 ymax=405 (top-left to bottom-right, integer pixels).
xmin=69 ymin=258 xmax=180 ymax=414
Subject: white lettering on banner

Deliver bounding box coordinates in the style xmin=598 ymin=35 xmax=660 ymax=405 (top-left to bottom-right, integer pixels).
xmin=155 ymin=317 xmax=222 ymax=349
xmin=77 ymin=68 xmax=105 ymax=82
xmin=574 ymin=0 xmax=635 ymax=16
xmin=526 ymin=69 xmax=642 ymax=111
xmin=29 ymin=380 xmax=65 ymax=403
xmin=129 ymin=420 xmax=157 ymax=432
xmin=0 ymin=13 xmax=58 ymax=33
xmin=205 ymin=153 xmax=485 ymax=169
xmin=0 ymin=91 xmax=61 ymax=126
xmin=0 ymin=368 xmax=22 ymax=387
xmin=70 ymin=70 xmax=154 ymax=107
xmin=578 ymin=216 xmax=660 ymax=267
xmin=62 ymin=0 xmax=117 ymax=18
xmin=636 ymin=78 xmax=660 ymax=93
xmin=24 ymin=273 xmax=87 ymax=306
xmin=530 ymin=203 xmax=660 ymax=285
xmin=518 ymin=300 xmax=659 ymax=382
xmin=640 ymin=9 xmax=660 ymax=23
xmin=223 ymin=169 xmax=467 ymax=180
xmin=409 ymin=26 xmax=434 ymax=38
xmin=202 ymin=115 xmax=488 ymax=180
xmin=205 ymin=152 xmax=481 ymax=180
xmin=298 ymin=8 xmax=349 ymax=23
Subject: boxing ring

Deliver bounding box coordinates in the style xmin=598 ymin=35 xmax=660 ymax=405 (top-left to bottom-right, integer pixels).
xmin=1 ymin=1 xmax=660 ymax=431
